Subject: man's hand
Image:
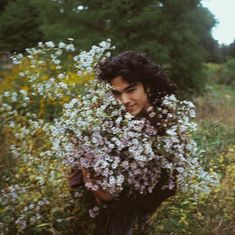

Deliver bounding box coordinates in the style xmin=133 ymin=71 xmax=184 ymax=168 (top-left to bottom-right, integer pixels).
xmin=82 ymin=169 xmax=113 ymax=204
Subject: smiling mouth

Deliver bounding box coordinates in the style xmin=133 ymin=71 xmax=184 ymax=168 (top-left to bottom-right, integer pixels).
xmin=126 ymin=105 xmax=136 ymax=111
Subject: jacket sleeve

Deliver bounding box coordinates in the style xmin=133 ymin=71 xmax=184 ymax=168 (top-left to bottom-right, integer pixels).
xmin=68 ymin=168 xmax=177 ymax=213
xmin=109 ymin=172 xmax=177 ymax=213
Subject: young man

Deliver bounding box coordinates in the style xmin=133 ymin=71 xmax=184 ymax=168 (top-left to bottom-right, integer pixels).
xmin=70 ymin=51 xmax=177 ymax=235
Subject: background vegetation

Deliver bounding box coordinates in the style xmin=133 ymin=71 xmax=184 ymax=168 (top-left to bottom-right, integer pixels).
xmin=0 ymin=0 xmax=235 ymax=234
xmin=0 ymin=0 xmax=218 ymax=93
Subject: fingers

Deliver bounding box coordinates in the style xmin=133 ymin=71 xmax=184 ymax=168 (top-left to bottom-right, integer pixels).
xmin=81 ymin=168 xmax=88 ymax=177
xmin=81 ymin=168 xmax=91 ymax=183
xmin=81 ymin=168 xmax=113 ymax=203
xmin=94 ymin=195 xmax=102 ymax=205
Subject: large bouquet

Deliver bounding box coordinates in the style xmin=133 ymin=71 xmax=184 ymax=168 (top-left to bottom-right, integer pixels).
xmin=49 ymin=78 xmax=198 ymax=210
xmin=0 ymin=39 xmax=219 ymax=233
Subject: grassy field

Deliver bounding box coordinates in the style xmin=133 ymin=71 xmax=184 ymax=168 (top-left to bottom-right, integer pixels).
xmin=146 ymin=73 xmax=235 ymax=235
xmin=0 ymin=60 xmax=235 ymax=234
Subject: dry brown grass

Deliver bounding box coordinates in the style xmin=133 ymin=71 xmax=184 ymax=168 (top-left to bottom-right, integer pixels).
xmin=194 ymin=85 xmax=235 ymax=130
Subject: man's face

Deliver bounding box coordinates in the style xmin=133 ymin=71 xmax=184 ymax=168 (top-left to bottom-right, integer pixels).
xmin=110 ymin=76 xmax=150 ymax=116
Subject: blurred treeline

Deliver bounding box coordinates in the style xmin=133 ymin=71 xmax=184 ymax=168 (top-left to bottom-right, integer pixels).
xmin=1 ymin=0 xmax=235 ymax=94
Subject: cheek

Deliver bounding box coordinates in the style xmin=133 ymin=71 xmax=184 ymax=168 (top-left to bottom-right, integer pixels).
xmin=140 ymin=93 xmax=149 ymax=107
xmin=132 ymin=86 xmax=149 ymax=105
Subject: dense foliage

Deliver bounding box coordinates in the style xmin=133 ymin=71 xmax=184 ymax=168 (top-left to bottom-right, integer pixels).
xmin=0 ymin=0 xmax=217 ymax=94
xmin=0 ymin=40 xmax=114 ymax=234
xmin=0 ymin=0 xmax=43 ymax=53
xmin=204 ymin=59 xmax=235 ymax=87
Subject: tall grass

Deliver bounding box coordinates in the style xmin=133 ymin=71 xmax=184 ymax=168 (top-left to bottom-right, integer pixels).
xmin=147 ymin=65 xmax=235 ymax=234
xmin=1 ymin=58 xmax=235 ymax=234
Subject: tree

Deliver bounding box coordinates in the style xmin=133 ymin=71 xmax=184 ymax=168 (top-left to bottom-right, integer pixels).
xmin=35 ymin=0 xmax=216 ymax=95
xmin=0 ymin=0 xmax=43 ymax=53
xmin=0 ymin=0 xmax=216 ymax=94
xmin=227 ymin=40 xmax=235 ymax=58
xmin=0 ymin=0 xmax=9 ymax=12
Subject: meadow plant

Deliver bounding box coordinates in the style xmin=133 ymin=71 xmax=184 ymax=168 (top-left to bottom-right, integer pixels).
xmin=47 ymin=78 xmax=220 ymax=218
xmin=0 ymin=39 xmax=114 ymax=234
xmin=49 ymin=81 xmax=199 ymax=199
xmin=0 ymin=39 xmax=219 ymax=233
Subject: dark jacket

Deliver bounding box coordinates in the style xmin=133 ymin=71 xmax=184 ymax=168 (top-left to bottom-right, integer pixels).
xmin=69 ymin=168 xmax=176 ymax=213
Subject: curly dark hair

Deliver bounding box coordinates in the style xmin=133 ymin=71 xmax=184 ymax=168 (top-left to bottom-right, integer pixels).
xmin=96 ymin=50 xmax=176 ymax=105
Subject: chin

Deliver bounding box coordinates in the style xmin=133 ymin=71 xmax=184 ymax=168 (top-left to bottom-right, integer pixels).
xmin=130 ymin=110 xmax=141 ymax=116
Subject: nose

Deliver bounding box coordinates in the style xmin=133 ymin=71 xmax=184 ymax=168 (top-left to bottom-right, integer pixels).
xmin=120 ymin=93 xmax=130 ymax=105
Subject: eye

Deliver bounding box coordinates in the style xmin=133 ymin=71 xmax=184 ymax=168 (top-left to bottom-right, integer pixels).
xmin=127 ymin=88 xmax=136 ymax=93
xmin=112 ymin=90 xmax=121 ymax=96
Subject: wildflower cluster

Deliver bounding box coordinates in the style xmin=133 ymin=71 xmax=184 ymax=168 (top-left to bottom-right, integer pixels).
xmin=0 ymin=39 xmax=220 ymax=231
xmin=49 ymin=79 xmax=200 ymax=202
xmin=0 ymin=39 xmax=113 ymax=233
xmin=74 ymin=40 xmax=113 ymax=75
xmin=11 ymin=39 xmax=110 ymax=101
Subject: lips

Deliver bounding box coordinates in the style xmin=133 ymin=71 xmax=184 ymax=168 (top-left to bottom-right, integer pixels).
xmin=126 ymin=105 xmax=136 ymax=112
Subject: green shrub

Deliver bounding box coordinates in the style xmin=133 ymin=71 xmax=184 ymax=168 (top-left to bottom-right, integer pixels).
xmin=218 ymin=59 xmax=235 ymax=86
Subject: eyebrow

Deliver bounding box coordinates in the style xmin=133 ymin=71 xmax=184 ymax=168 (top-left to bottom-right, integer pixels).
xmin=112 ymin=83 xmax=137 ymax=94
xmin=124 ymin=83 xmax=137 ymax=91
